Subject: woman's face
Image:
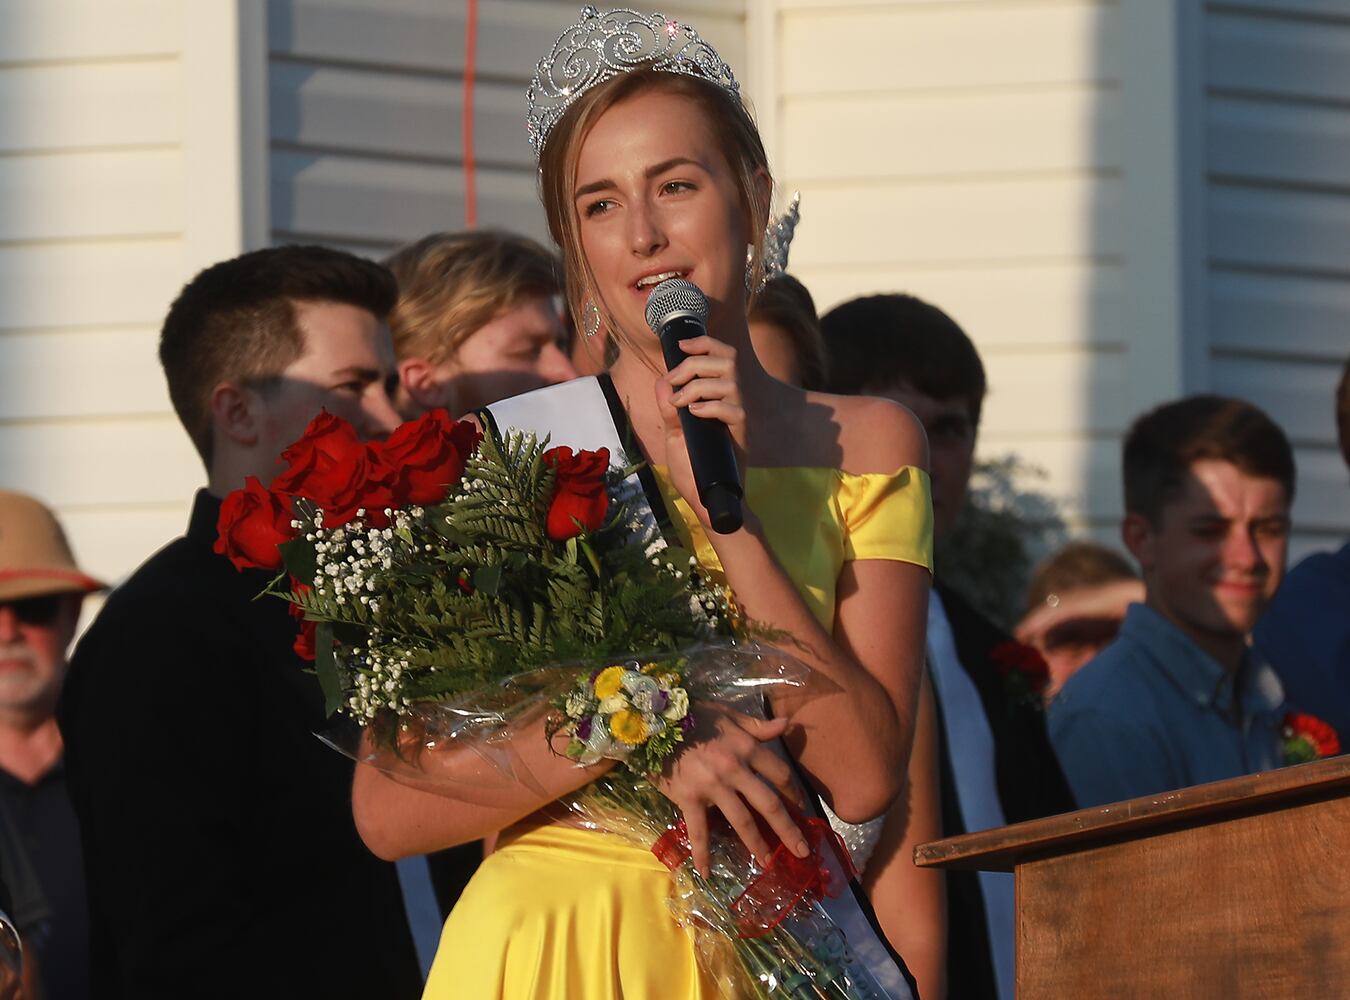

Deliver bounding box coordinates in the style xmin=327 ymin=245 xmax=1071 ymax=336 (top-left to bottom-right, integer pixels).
xmin=572 ymin=87 xmax=753 ymax=347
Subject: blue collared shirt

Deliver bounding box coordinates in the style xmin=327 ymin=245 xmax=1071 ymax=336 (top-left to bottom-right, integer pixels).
xmin=1048 ymin=603 xmax=1286 ymax=808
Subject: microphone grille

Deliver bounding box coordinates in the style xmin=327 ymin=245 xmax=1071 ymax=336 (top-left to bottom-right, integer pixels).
xmin=645 ymin=277 xmax=709 ymax=333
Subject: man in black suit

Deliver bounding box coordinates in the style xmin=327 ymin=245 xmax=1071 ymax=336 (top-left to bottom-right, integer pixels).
xmin=823 ymin=294 xmax=1075 ymax=1000
xmin=58 ymin=247 xmax=422 ymax=998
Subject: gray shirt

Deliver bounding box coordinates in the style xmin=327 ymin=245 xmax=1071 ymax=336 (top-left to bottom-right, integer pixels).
xmin=1048 ymin=603 xmax=1286 ymax=808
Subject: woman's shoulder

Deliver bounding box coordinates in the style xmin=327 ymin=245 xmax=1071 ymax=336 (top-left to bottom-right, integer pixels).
xmin=800 ymin=389 xmax=929 ymax=477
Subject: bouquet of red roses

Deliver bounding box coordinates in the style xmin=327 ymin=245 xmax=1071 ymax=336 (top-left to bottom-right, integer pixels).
xmin=213 ymin=408 xmax=890 ymax=999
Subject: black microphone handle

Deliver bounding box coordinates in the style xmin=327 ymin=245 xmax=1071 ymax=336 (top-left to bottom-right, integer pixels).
xmin=657 ymin=315 xmax=744 ymax=534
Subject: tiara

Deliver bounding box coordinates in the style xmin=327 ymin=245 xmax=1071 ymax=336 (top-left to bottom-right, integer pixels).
xmin=526 ymin=5 xmax=741 ymax=160
xmin=762 ymin=192 xmax=802 ymax=281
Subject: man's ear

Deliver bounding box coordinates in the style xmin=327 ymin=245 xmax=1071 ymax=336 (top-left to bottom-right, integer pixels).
xmin=398 ymin=357 xmax=450 ymax=413
xmin=209 ymin=382 xmax=263 ymax=448
xmin=1121 ymin=512 xmax=1156 ymax=572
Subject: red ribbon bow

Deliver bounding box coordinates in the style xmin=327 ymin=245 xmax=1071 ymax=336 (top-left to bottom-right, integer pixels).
xmin=652 ymin=800 xmax=857 ymax=938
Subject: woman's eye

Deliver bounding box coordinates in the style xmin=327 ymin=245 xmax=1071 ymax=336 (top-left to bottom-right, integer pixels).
xmin=584 ymin=199 xmax=614 ymax=218
xmin=662 ymin=180 xmax=694 ymax=195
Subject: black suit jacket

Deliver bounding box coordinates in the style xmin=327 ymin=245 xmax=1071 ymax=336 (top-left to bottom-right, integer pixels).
xmin=931 ymin=582 xmax=1076 ymax=1000
xmin=58 ymin=492 xmax=421 ymax=999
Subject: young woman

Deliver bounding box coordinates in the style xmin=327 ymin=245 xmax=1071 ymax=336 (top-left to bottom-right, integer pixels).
xmin=351 ymin=9 xmax=935 ymax=997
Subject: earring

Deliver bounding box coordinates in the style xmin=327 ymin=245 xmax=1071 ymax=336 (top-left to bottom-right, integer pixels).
xmin=581 ymin=299 xmax=601 ymax=338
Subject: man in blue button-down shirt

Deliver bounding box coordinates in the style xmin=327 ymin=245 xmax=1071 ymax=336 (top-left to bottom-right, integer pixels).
xmin=1050 ymin=396 xmax=1296 ymax=808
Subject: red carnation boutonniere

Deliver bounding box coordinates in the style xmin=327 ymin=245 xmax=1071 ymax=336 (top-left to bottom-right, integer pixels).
xmin=990 ymin=639 xmax=1051 ymax=709
xmin=1282 ymin=711 xmax=1341 ymax=765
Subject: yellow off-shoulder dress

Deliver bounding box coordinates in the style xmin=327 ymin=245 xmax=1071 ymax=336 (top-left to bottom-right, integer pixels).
xmin=421 ymin=466 xmax=933 ymax=999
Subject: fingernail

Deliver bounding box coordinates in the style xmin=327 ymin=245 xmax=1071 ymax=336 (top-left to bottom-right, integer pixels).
xmin=795 ymin=839 xmax=809 ymax=857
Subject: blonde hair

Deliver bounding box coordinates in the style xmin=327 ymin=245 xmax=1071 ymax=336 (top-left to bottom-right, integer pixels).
xmin=383 ymin=230 xmax=561 ymax=364
xmin=537 ymin=67 xmax=773 ymax=356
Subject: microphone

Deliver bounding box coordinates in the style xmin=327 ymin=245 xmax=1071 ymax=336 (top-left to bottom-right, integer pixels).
xmin=645 ymin=278 xmax=743 ymax=534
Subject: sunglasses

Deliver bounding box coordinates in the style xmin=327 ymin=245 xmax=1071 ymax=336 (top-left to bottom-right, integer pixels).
xmin=0 ymin=594 xmax=65 ymax=627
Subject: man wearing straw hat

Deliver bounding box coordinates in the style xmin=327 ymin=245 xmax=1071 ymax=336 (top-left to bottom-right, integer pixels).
xmin=0 ymin=490 xmax=106 ymax=1000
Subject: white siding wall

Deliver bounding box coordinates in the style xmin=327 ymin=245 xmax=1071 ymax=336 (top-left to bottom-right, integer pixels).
xmin=1202 ymin=1 xmax=1350 ymax=560
xmin=0 ymin=2 xmax=265 ymax=590
xmin=266 ymin=0 xmax=746 ymax=255
xmin=763 ymin=0 xmax=1131 ymax=540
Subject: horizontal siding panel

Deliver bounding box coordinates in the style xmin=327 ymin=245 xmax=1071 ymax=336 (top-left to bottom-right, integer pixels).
xmin=0 ymin=60 xmax=179 ymax=154
xmin=1208 ymin=184 xmax=1350 ymax=274
xmin=269 ymin=0 xmax=744 ymax=84
xmin=0 ymin=1 xmax=180 ymax=63
xmin=1208 ymin=1 xmax=1350 ymax=20
xmin=783 ymin=87 xmax=1120 ymax=181
xmin=57 ymin=503 xmax=195 ymax=588
xmin=1208 ymin=270 xmax=1350 ymax=358
xmin=788 ymin=176 xmax=1122 ymax=267
xmin=1207 ymin=11 xmax=1350 ymax=104
xmin=797 ymin=261 xmax=1125 ymax=348
xmin=1288 ymin=447 xmax=1350 ymax=534
xmin=270 ymin=63 xmax=529 ymax=167
xmin=1207 ymin=96 xmax=1350 ymax=191
xmin=975 ymin=437 xmax=1124 ymax=524
xmin=981 ymin=350 xmax=1126 ymax=437
xmin=0 ymin=150 xmax=181 ymax=242
xmin=270 ymin=151 xmax=545 ymax=245
xmin=0 ymin=417 xmax=202 ymax=509
xmin=0 ymin=328 xmax=167 ymax=420
xmin=779 ymin=4 xmax=1119 ymax=96
xmin=1210 ymin=355 xmax=1343 ymax=447
xmin=0 ymin=240 xmax=184 ymax=329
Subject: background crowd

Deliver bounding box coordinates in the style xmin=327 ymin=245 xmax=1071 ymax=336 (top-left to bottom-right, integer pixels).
xmin=0 ymin=224 xmax=1346 ymax=999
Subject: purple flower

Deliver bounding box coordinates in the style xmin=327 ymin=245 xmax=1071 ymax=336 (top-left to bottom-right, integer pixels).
xmin=577 ymin=716 xmax=593 ymax=741
xmin=651 ymin=689 xmax=669 ymax=714
xmin=680 ymin=713 xmax=696 ymax=734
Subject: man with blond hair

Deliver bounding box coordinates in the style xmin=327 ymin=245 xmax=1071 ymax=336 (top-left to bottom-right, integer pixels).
xmin=0 ymin=491 xmax=105 ymax=1000
xmin=385 ymin=229 xmax=578 ymax=418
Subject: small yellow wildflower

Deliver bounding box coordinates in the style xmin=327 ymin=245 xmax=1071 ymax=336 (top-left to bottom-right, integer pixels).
xmin=610 ymin=709 xmax=649 ymax=744
xmin=594 ymin=666 xmax=626 ymax=699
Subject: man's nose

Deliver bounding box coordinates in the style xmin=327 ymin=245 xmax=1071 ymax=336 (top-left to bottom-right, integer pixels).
xmin=1224 ymin=527 xmax=1265 ymax=571
xmin=0 ymin=605 xmax=19 ymax=642
xmin=362 ymin=388 xmax=404 ymax=440
xmin=541 ymin=344 xmax=580 ymax=385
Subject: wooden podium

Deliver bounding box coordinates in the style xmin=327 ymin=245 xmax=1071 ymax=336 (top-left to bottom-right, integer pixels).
xmin=915 ymin=756 xmax=1350 ymax=997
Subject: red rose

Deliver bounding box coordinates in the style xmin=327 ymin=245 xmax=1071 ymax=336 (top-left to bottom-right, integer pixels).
xmin=271 ymin=411 xmax=394 ymax=527
xmin=292 ymin=617 xmax=317 ymax=661
xmin=379 ymin=409 xmax=481 ymax=507
xmin=213 ymin=476 xmax=295 ymax=572
xmin=1284 ymin=712 xmax=1340 ymax=758
xmin=543 ymin=446 xmax=610 ymax=541
xmin=991 ymin=640 xmax=1050 ymax=696
xmin=287 ymin=580 xmax=317 ymax=660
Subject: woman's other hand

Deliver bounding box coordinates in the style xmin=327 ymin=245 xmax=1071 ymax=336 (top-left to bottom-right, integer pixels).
xmin=653 ymin=702 xmax=809 ymax=876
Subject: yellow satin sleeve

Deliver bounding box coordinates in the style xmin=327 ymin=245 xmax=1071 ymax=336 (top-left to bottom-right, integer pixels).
xmin=836 ymin=465 xmax=934 ymax=568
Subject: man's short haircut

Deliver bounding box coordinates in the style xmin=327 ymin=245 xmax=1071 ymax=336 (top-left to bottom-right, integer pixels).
xmin=1336 ymin=355 xmax=1349 ymax=470
xmin=1024 ymin=540 xmax=1138 ymax=615
xmin=819 ymin=293 xmax=986 ymax=423
xmin=1123 ymin=394 xmax=1296 ymax=524
xmin=383 ymin=230 xmax=562 ymax=365
xmin=159 ymin=244 xmax=397 ymax=464
xmin=748 ymin=274 xmax=827 ymax=391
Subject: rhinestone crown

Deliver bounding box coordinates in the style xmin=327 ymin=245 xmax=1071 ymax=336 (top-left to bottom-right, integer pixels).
xmin=526 ymin=5 xmax=741 ymax=160
xmin=761 ymin=191 xmax=801 ymax=281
